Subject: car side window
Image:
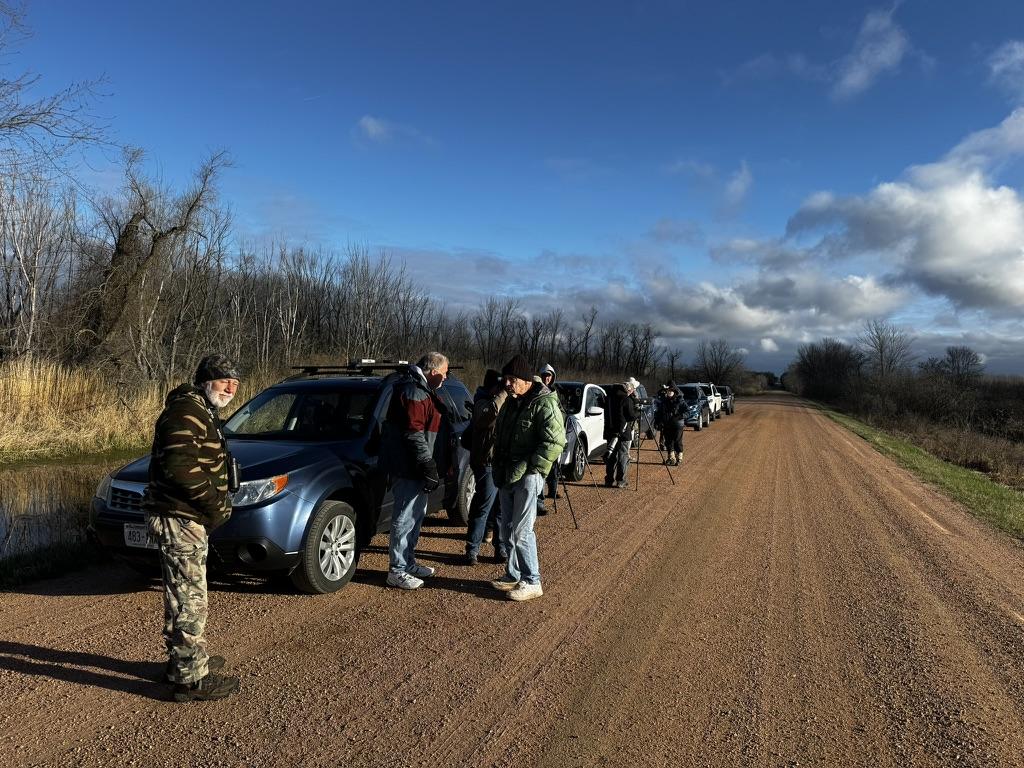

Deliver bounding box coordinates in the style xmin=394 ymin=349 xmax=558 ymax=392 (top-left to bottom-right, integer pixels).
xmin=585 ymin=388 xmax=602 ymax=412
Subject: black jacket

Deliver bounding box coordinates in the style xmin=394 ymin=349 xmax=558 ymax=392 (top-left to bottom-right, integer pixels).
xmin=603 ymin=386 xmax=639 ymax=440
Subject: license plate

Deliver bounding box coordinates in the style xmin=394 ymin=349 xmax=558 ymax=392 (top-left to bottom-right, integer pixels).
xmin=124 ymin=523 xmax=158 ymax=549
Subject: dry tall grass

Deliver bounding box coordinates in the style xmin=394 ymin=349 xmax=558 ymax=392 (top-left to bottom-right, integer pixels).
xmin=0 ymin=359 xmax=277 ymax=464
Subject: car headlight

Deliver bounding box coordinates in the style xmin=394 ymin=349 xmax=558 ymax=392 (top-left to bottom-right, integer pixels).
xmin=231 ymin=475 xmax=288 ymax=507
xmin=95 ymin=473 xmax=112 ymax=502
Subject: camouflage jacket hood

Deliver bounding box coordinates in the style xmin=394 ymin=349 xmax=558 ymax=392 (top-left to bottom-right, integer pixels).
xmin=143 ymin=383 xmax=232 ymax=528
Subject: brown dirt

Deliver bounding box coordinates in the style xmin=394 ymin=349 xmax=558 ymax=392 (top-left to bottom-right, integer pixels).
xmin=2 ymin=392 xmax=1024 ymax=768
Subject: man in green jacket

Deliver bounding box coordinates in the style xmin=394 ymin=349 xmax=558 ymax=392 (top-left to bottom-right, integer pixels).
xmin=490 ymin=354 xmax=566 ymax=601
xmin=144 ymin=354 xmax=241 ymax=702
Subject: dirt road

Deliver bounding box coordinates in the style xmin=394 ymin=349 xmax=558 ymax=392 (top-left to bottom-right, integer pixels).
xmin=2 ymin=393 xmax=1024 ymax=767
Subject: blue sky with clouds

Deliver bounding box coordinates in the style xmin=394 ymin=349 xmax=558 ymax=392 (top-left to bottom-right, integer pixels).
xmin=25 ymin=0 xmax=1024 ymax=372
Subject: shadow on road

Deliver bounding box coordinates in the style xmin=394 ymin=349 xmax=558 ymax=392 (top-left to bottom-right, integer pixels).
xmin=0 ymin=640 xmax=169 ymax=701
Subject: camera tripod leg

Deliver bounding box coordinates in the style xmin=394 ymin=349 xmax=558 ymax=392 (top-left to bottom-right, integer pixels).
xmin=636 ymin=421 xmax=676 ymax=486
xmin=557 ymin=472 xmax=579 ymax=529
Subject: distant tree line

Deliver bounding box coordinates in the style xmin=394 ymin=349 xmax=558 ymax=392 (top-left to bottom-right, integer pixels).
xmin=783 ymin=320 xmax=1023 ymax=443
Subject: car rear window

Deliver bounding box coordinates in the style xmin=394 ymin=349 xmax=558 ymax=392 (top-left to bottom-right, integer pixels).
xmin=224 ymin=386 xmax=378 ymax=440
xmin=681 ymin=386 xmax=702 ymax=401
xmin=556 ymin=383 xmax=584 ymax=414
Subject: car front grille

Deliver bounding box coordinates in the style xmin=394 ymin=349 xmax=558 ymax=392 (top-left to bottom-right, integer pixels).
xmin=109 ymin=486 xmax=144 ymax=514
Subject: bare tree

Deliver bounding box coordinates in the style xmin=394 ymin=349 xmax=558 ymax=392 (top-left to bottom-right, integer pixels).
xmin=943 ymin=345 xmax=984 ymax=387
xmin=0 ymin=4 xmax=107 ymax=173
xmin=694 ymin=338 xmax=745 ymax=385
xmin=857 ymin=319 xmax=915 ymax=382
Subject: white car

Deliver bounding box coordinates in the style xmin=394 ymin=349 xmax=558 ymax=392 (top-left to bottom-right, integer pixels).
xmin=554 ymin=382 xmax=608 ymax=481
xmin=687 ymin=382 xmax=723 ymax=420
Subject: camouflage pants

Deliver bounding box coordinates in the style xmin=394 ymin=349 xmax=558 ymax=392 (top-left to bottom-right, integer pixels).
xmin=148 ymin=514 xmax=210 ymax=685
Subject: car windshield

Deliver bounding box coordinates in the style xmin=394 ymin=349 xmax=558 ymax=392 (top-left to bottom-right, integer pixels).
xmin=555 ymin=383 xmax=584 ymax=414
xmin=224 ymin=386 xmax=378 ymax=440
xmin=681 ymin=386 xmax=702 ymax=402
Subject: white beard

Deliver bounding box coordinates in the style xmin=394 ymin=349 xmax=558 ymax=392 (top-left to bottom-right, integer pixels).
xmin=203 ymin=382 xmax=235 ymax=409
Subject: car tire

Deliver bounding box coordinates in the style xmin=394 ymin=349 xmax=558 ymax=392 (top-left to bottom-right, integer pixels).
xmin=566 ymin=437 xmax=587 ymax=482
xmin=290 ymin=500 xmax=360 ymax=594
xmin=694 ymin=416 xmax=702 ymax=432
xmin=449 ymin=466 xmax=475 ymax=525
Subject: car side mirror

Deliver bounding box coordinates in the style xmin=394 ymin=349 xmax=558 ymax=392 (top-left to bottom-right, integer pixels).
xmin=586 ymin=406 xmax=604 ymax=416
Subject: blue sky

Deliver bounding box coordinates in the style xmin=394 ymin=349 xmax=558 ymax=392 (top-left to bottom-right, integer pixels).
xmin=25 ymin=0 xmax=1024 ymax=372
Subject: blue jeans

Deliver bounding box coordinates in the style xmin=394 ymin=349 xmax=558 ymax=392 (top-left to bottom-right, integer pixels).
xmin=389 ymin=477 xmax=428 ymax=574
xmin=465 ymin=465 xmax=502 ymax=557
xmin=498 ymin=472 xmax=543 ymax=586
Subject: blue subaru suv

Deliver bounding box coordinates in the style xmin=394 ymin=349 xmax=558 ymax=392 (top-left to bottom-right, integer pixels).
xmin=88 ymin=363 xmax=473 ymax=594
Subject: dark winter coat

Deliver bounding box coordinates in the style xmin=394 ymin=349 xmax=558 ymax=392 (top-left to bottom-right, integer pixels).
xmin=143 ymin=384 xmax=232 ymax=529
xmin=655 ymin=393 xmax=687 ymax=429
xmin=603 ymin=386 xmax=639 ymax=441
xmin=469 ymin=386 xmax=507 ymax=470
xmin=380 ymin=366 xmax=447 ymax=482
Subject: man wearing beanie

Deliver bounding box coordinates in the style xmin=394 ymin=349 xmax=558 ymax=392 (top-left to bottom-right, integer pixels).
xmin=490 ymin=354 xmax=566 ymax=601
xmin=143 ymin=353 xmax=241 ymax=702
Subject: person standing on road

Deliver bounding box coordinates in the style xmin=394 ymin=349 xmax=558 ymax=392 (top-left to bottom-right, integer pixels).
xmin=603 ymin=381 xmax=638 ymax=488
xmin=536 ymin=363 xmax=563 ymax=516
xmin=463 ymin=368 xmax=508 ymax=565
xmin=380 ymin=352 xmax=450 ymax=590
xmin=490 ymin=354 xmax=566 ymax=602
xmin=657 ymin=383 xmax=686 ymax=466
xmin=143 ymin=354 xmax=241 ymax=703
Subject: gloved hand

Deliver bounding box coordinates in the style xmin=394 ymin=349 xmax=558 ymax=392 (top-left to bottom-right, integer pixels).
xmin=421 ymin=462 xmax=441 ymax=493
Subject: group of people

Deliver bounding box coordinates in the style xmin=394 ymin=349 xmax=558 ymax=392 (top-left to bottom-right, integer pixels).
xmin=142 ymin=350 xmax=667 ymax=703
xmin=382 ymin=352 xmax=565 ymax=603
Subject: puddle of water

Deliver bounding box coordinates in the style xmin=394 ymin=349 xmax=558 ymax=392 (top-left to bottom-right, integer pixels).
xmin=0 ymin=458 xmax=127 ymax=561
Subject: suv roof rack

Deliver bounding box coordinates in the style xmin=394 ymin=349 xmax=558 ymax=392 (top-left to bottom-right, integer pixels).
xmin=284 ymin=360 xmax=463 ymax=381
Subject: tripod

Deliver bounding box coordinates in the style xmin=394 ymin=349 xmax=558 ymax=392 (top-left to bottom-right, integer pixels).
xmin=551 ymin=416 xmax=605 ymax=530
xmin=632 ymin=414 xmax=676 ymax=489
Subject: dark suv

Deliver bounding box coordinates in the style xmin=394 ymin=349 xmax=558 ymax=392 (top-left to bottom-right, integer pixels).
xmin=89 ymin=364 xmax=473 ymax=595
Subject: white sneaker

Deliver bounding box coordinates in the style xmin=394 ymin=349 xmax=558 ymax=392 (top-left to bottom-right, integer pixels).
xmin=407 ymin=564 xmax=436 ymax=578
xmin=491 ymin=577 xmax=520 ymax=591
xmin=386 ymin=571 xmax=424 ymax=590
xmin=508 ymin=583 xmax=543 ymax=602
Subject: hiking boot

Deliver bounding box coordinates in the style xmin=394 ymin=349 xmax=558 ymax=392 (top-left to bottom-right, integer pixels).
xmin=386 ymin=571 xmax=424 ymax=590
xmin=494 ymin=547 xmax=509 ymax=563
xmin=483 ymin=530 xmax=494 ymax=544
xmin=491 ymin=577 xmax=520 ymax=591
xmin=616 ymin=480 xmax=629 ymax=489
xmin=604 ymin=478 xmax=615 ymax=488
xmin=508 ymin=583 xmax=543 ymax=602
xmin=407 ymin=564 xmax=436 ymax=578
xmin=536 ymin=503 xmax=549 ymax=517
xmin=164 ymin=654 xmax=225 ymax=683
xmin=172 ymin=672 xmax=239 ymax=703
xmin=462 ymin=552 xmax=479 ymax=566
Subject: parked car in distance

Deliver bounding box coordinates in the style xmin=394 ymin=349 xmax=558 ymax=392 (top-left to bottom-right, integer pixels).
xmin=687 ymin=382 xmax=722 ymax=420
xmin=554 ymin=381 xmax=608 ymax=481
xmin=89 ymin=362 xmax=473 ymax=596
xmin=719 ymin=385 xmax=735 ymax=415
xmin=678 ymin=384 xmax=712 ymax=430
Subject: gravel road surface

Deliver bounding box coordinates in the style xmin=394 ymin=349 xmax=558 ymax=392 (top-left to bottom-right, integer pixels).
xmin=2 ymin=393 xmax=1023 ymax=767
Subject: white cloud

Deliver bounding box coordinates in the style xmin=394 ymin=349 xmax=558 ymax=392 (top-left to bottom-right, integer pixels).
xmin=353 ymin=115 xmax=434 ymax=147
xmin=833 ymin=9 xmax=909 ymax=99
xmin=989 ymin=41 xmax=1024 ymax=102
xmin=724 ymin=161 xmax=753 ymax=208
xmin=760 ymin=338 xmax=780 ymax=353
xmin=786 ymin=111 xmax=1024 ymax=314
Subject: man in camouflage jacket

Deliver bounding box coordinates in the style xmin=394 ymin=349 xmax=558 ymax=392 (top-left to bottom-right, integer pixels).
xmin=490 ymin=354 xmax=566 ymax=602
xmin=144 ymin=354 xmax=241 ymax=702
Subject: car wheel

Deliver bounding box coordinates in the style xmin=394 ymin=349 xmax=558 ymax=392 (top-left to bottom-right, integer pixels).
xmin=449 ymin=466 xmax=475 ymax=525
xmin=290 ymin=500 xmax=359 ymax=594
xmin=694 ymin=415 xmax=702 ymax=432
xmin=567 ymin=437 xmax=587 ymax=482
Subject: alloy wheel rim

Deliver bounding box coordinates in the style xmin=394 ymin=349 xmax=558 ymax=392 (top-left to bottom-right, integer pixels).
xmin=318 ymin=514 xmax=356 ymax=581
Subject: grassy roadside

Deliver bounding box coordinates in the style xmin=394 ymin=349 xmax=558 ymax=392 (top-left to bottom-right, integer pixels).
xmin=822 ymin=407 xmax=1024 ymax=539
xmin=0 ymin=542 xmax=107 ymax=590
